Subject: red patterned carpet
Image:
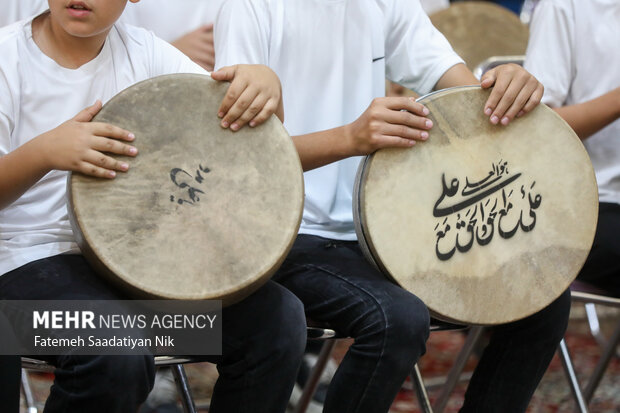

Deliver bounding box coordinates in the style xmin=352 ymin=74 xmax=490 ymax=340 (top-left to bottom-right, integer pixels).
xmin=20 ymin=305 xmax=620 ymax=412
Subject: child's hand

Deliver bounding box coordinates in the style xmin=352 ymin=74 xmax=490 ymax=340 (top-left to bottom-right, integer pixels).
xmin=40 ymin=101 xmax=138 ymax=178
xmin=480 ymin=63 xmax=544 ymax=126
xmin=211 ymin=64 xmax=283 ymax=131
xmin=345 ymin=97 xmax=433 ymax=155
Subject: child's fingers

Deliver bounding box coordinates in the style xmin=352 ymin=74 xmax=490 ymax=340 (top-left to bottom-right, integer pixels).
xmin=383 ymin=108 xmax=433 ymax=131
xmin=384 ymin=97 xmax=429 ymax=117
xmin=488 ymin=80 xmax=526 ymax=125
xmin=376 ymin=135 xmax=418 ymax=149
xmin=228 ymin=93 xmax=267 ymax=130
xmin=200 ymin=23 xmax=214 ymax=33
xmin=194 ymin=53 xmax=215 ymax=71
xmin=216 ymin=80 xmax=247 ymax=123
xmin=73 ymin=100 xmax=103 ymax=122
xmin=211 ymin=65 xmax=237 ymax=82
xmin=201 ymin=57 xmax=215 ymax=72
xmin=480 ymin=68 xmax=497 ymax=89
xmin=91 ymin=136 xmax=138 ymax=157
xmin=483 ymin=75 xmax=512 ymax=121
xmin=249 ymin=98 xmax=279 ymax=127
xmin=90 ymin=122 xmax=135 ymax=142
xmin=519 ymin=84 xmax=544 ymax=116
xmin=381 ymin=123 xmax=429 ymax=141
xmin=496 ymin=79 xmax=541 ymax=125
xmin=83 ymin=149 xmax=130 ymax=174
xmin=193 ymin=38 xmax=214 ymax=54
xmin=77 ymin=160 xmax=119 ymax=179
xmin=221 ymin=87 xmax=259 ymax=130
xmin=83 ymin=149 xmax=129 ymax=172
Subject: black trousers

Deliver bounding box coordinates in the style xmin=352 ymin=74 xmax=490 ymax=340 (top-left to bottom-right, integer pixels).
xmin=0 ymin=254 xmax=306 ymax=413
xmin=0 ymin=355 xmax=20 ymax=413
xmin=578 ymin=202 xmax=620 ymax=297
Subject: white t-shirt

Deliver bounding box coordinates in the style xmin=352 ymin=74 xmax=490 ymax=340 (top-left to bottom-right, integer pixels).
xmin=419 ymin=0 xmax=449 ymax=15
xmin=0 ymin=1 xmax=48 ymax=27
xmin=215 ymin=0 xmax=462 ymax=240
xmin=0 ymin=18 xmax=206 ymax=276
xmin=524 ymin=0 xmax=620 ymax=205
xmin=119 ymin=0 xmax=224 ymax=42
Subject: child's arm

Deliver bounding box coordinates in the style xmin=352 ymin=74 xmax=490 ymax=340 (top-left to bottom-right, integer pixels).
xmin=0 ymin=101 xmax=137 ymax=209
xmin=210 ymin=64 xmax=284 ymax=131
xmin=294 ymin=63 xmax=544 ymax=172
xmin=551 ymin=87 xmax=620 ymax=140
xmin=292 ymin=97 xmax=432 ymax=171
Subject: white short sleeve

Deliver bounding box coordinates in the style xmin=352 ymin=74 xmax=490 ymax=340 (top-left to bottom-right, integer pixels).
xmin=0 ymin=88 xmax=13 ymax=157
xmin=150 ymin=32 xmax=208 ymax=76
xmin=214 ymin=0 xmax=271 ymax=68
xmin=385 ymin=0 xmax=463 ymax=94
xmin=0 ymin=36 xmax=18 ymax=156
xmin=524 ymin=1 xmax=575 ymax=108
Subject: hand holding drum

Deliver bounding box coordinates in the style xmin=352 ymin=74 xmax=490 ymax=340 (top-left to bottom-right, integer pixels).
xmin=354 ymin=86 xmax=597 ymax=325
xmin=67 ymin=74 xmax=303 ymax=305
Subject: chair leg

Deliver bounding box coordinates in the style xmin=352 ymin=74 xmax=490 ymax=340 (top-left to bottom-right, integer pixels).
xmin=557 ymin=339 xmax=589 ymax=413
xmin=432 ymin=326 xmax=485 ymax=413
xmin=583 ymin=321 xmax=620 ymax=403
xmin=171 ymin=364 xmax=198 ymax=413
xmin=410 ymin=363 xmax=433 ymax=413
xmin=294 ymin=340 xmax=337 ymax=413
xmin=585 ymin=304 xmax=605 ymax=348
xmin=584 ymin=304 xmax=620 ymax=359
xmin=21 ymin=369 xmax=38 ymax=413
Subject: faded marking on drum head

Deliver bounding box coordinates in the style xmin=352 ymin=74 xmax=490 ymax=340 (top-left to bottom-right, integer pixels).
xmin=425 ymin=91 xmax=486 ymax=147
xmin=417 ymin=245 xmax=577 ymax=324
xmin=433 ymin=159 xmax=542 ymax=261
xmin=169 ymin=163 xmax=212 ymax=206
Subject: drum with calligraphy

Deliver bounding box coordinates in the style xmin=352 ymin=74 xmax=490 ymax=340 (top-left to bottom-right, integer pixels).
xmin=354 ymin=86 xmax=597 ymax=325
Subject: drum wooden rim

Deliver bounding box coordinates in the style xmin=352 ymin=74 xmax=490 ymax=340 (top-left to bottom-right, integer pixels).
xmin=354 ymin=86 xmax=598 ymax=325
xmin=68 ymin=74 xmax=304 ymax=304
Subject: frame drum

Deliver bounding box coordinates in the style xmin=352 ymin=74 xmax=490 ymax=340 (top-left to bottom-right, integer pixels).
xmin=67 ymin=74 xmax=304 ymax=305
xmin=354 ymin=86 xmax=598 ymax=325
xmin=430 ymin=2 xmax=529 ymax=70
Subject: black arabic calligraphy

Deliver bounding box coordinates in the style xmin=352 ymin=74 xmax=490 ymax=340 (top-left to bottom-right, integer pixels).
xmin=433 ymin=161 xmax=542 ymax=261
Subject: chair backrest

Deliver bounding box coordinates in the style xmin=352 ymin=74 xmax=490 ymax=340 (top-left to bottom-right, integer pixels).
xmin=570 ymin=281 xmax=620 ymax=307
xmin=472 ymin=55 xmax=525 ymax=80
